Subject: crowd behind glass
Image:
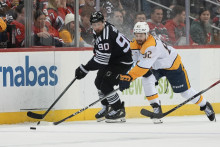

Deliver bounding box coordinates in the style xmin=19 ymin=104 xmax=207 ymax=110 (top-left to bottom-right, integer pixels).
xmin=0 ymin=0 xmax=219 ymax=48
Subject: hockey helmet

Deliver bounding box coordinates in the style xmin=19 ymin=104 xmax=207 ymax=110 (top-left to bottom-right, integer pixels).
xmin=133 ymin=22 xmax=150 ymax=35
xmin=90 ymin=11 xmax=104 ymax=23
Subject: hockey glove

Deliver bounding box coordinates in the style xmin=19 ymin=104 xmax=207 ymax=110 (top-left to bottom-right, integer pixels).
xmin=119 ymin=74 xmax=132 ymax=91
xmin=75 ymin=64 xmax=89 ymax=80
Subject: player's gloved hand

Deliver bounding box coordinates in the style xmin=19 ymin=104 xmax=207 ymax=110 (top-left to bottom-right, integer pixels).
xmin=119 ymin=74 xmax=132 ymax=91
xmin=75 ymin=65 xmax=89 ymax=80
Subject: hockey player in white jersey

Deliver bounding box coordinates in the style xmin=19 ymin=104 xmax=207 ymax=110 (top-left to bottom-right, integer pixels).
xmin=119 ymin=22 xmax=216 ymax=123
xmin=75 ymin=11 xmax=133 ymax=123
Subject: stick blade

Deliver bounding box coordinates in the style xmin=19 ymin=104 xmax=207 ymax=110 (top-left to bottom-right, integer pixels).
xmin=140 ymin=109 xmax=163 ymax=119
xmin=27 ymin=111 xmax=44 ymax=119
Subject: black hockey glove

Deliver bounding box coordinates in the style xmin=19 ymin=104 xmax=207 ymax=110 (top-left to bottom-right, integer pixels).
xmin=75 ymin=65 xmax=89 ymax=80
xmin=119 ymin=74 xmax=132 ymax=91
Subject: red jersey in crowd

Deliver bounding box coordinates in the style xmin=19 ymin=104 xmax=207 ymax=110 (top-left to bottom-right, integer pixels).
xmin=5 ymin=0 xmax=20 ymax=9
xmin=46 ymin=8 xmax=64 ymax=31
xmin=165 ymin=19 xmax=194 ymax=45
xmin=147 ymin=21 xmax=170 ymax=44
xmin=10 ymin=20 xmax=25 ymax=47
xmin=33 ymin=24 xmax=63 ymax=43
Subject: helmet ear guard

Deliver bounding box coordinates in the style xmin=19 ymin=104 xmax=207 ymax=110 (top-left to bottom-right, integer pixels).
xmin=90 ymin=11 xmax=104 ymax=24
xmin=133 ymin=22 xmax=150 ymax=35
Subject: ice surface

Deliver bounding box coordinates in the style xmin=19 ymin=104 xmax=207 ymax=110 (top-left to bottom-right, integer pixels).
xmin=0 ymin=114 xmax=219 ymax=147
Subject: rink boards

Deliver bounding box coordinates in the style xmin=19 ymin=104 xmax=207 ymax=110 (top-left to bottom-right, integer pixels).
xmin=0 ymin=47 xmax=219 ymax=124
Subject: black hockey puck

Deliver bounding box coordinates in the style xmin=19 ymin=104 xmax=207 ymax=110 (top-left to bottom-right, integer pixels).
xmin=30 ymin=127 xmax=36 ymax=130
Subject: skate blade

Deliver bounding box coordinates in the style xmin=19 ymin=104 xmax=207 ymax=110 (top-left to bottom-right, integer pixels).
xmin=96 ymin=117 xmax=105 ymax=122
xmin=105 ymin=117 xmax=126 ymax=123
xmin=213 ymin=117 xmax=216 ymax=122
xmin=152 ymin=118 xmax=163 ymax=124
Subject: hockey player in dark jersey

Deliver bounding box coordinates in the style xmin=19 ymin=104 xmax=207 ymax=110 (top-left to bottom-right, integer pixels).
xmin=75 ymin=11 xmax=133 ymax=123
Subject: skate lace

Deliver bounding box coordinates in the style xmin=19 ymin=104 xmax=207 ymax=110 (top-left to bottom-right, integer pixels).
xmin=98 ymin=106 xmax=107 ymax=115
xmin=108 ymin=109 xmax=120 ymax=116
xmin=205 ymin=107 xmax=213 ymax=116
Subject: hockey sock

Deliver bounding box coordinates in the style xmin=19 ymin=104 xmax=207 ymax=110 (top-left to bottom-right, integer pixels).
xmin=98 ymin=90 xmax=109 ymax=106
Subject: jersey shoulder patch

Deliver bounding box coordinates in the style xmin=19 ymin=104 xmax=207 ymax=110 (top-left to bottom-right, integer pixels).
xmin=130 ymin=39 xmax=141 ymax=50
xmin=140 ymin=35 xmax=156 ymax=54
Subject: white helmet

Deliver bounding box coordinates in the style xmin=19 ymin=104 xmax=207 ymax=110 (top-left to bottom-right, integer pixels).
xmin=133 ymin=22 xmax=150 ymax=35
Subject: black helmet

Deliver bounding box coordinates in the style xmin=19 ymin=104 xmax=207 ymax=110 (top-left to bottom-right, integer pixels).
xmin=90 ymin=11 xmax=104 ymax=23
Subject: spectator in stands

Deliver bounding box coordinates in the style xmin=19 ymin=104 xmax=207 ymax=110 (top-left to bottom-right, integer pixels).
xmin=134 ymin=11 xmax=147 ymax=24
xmin=212 ymin=6 xmax=220 ymax=44
xmin=141 ymin=0 xmax=175 ymax=20
xmin=147 ymin=6 xmax=170 ymax=44
xmin=66 ymin=0 xmax=74 ymax=14
xmin=165 ymin=5 xmax=196 ymax=45
xmin=190 ymin=8 xmax=214 ymax=45
xmin=36 ymin=0 xmax=48 ymax=16
xmin=33 ymin=9 xmax=64 ymax=47
xmin=65 ymin=0 xmax=85 ymax=14
xmin=110 ymin=9 xmax=132 ymax=40
xmin=59 ymin=13 xmax=91 ymax=47
xmin=129 ymin=11 xmax=147 ymax=37
xmin=101 ymin=0 xmax=124 ymax=21
xmin=10 ymin=4 xmax=25 ymax=47
xmin=4 ymin=0 xmax=19 ymax=9
xmin=84 ymin=0 xmax=95 ymax=7
xmin=46 ymin=0 xmax=64 ymax=31
xmin=58 ymin=0 xmax=67 ymax=18
xmin=80 ymin=6 xmax=95 ymax=45
xmin=120 ymin=0 xmax=136 ymax=30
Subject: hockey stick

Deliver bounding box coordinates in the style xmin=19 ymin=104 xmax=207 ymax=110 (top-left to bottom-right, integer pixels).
xmin=53 ymin=88 xmax=119 ymax=125
xmin=141 ymin=80 xmax=220 ymax=119
xmin=27 ymin=77 xmax=77 ymax=121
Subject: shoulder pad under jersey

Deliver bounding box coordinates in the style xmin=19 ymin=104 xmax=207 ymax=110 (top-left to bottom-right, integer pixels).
xmin=130 ymin=39 xmax=141 ymax=50
xmin=140 ymin=35 xmax=156 ymax=54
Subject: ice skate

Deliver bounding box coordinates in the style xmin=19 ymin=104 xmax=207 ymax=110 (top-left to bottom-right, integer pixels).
xmin=95 ymin=105 xmax=111 ymax=122
xmin=150 ymin=103 xmax=163 ymax=124
xmin=105 ymin=102 xmax=126 ymax=123
xmin=200 ymin=102 xmax=216 ymax=121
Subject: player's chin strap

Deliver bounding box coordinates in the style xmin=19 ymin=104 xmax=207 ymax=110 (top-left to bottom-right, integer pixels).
xmin=141 ymin=80 xmax=220 ymax=119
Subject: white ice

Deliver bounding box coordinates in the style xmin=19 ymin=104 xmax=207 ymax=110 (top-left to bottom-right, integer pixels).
xmin=0 ymin=114 xmax=220 ymax=147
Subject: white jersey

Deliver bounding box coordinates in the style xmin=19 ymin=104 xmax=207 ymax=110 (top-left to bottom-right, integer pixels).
xmin=129 ymin=34 xmax=181 ymax=80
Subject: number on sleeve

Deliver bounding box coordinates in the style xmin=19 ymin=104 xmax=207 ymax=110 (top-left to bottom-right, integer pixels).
xmin=116 ymin=33 xmax=130 ymax=53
